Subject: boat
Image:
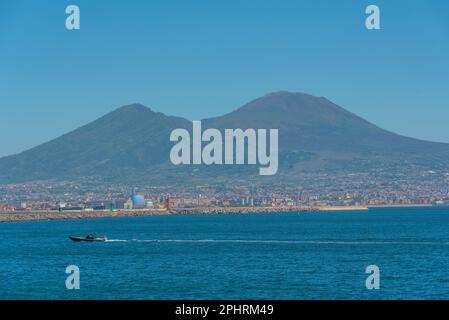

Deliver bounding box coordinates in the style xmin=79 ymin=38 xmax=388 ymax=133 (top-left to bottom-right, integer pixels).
xmin=69 ymin=234 xmax=107 ymax=242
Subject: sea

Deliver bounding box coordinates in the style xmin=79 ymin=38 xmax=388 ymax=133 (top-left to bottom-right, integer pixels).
xmin=1 ymin=207 xmax=449 ymax=300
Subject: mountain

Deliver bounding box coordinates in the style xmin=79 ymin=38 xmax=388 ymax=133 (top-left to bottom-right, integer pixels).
xmin=206 ymin=91 xmax=449 ymax=159
xmin=0 ymin=104 xmax=190 ymax=183
xmin=1 ymin=92 xmax=448 ymax=184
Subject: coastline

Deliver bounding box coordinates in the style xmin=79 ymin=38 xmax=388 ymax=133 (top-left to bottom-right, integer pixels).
xmin=1 ymin=204 xmax=439 ymax=223
xmin=0 ymin=209 xmax=169 ymax=223
xmin=367 ymin=204 xmax=433 ymax=208
xmin=0 ymin=205 xmax=364 ymax=223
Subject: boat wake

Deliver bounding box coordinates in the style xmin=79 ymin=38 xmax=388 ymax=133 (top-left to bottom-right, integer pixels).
xmin=105 ymin=239 xmax=449 ymax=245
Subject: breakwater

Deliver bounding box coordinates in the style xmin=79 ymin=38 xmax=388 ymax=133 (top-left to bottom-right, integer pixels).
xmin=0 ymin=205 xmax=371 ymax=223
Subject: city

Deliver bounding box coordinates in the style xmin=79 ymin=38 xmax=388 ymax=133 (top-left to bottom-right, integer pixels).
xmin=1 ymin=165 xmax=448 ymax=220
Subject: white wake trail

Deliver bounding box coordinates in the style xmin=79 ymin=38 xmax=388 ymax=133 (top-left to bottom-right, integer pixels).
xmin=105 ymin=239 xmax=449 ymax=245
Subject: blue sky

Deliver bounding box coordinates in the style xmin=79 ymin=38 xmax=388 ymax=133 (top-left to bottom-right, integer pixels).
xmin=1 ymin=0 xmax=448 ymax=157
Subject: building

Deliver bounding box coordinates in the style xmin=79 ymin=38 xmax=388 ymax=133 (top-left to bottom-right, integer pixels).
xmin=166 ymin=196 xmax=172 ymax=210
xmin=0 ymin=204 xmax=16 ymax=211
xmin=146 ymin=200 xmax=154 ymax=208
xmin=124 ymin=199 xmax=133 ymax=210
xmin=128 ymin=188 xmax=146 ymax=209
xmin=132 ymin=194 xmax=145 ymax=209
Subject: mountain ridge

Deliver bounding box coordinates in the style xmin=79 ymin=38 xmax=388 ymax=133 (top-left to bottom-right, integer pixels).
xmin=1 ymin=91 xmax=448 ymax=184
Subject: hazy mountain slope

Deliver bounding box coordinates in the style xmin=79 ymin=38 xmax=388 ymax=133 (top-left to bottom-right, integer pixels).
xmin=0 ymin=92 xmax=448 ymax=184
xmin=205 ymin=91 xmax=449 ymax=158
xmin=0 ymin=104 xmax=190 ymax=183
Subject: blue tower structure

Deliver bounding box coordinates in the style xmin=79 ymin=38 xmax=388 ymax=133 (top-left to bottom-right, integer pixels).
xmin=131 ymin=188 xmax=145 ymax=209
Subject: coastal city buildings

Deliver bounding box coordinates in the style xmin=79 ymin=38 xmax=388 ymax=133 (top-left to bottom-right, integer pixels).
xmin=1 ymin=167 xmax=448 ymax=213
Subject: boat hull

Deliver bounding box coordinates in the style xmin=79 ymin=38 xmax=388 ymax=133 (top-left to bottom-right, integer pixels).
xmin=69 ymin=236 xmax=106 ymax=242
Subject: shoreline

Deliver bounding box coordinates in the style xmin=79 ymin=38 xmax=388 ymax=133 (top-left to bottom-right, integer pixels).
xmin=0 ymin=206 xmax=331 ymax=223
xmin=0 ymin=204 xmax=440 ymax=223
xmin=1 ymin=207 xmax=311 ymax=223
xmin=367 ymin=204 xmax=433 ymax=208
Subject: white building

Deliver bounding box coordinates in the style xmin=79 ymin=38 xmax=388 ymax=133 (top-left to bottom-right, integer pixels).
xmin=124 ymin=198 xmax=133 ymax=209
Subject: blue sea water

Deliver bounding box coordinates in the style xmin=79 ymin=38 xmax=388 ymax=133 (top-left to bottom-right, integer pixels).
xmin=1 ymin=207 xmax=449 ymax=300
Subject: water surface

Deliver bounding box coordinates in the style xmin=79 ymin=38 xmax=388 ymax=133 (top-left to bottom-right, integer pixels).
xmin=1 ymin=207 xmax=449 ymax=299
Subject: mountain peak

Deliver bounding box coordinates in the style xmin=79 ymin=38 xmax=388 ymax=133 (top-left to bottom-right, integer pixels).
xmin=263 ymin=91 xmax=321 ymax=99
xmin=236 ymin=90 xmax=334 ymax=114
xmin=114 ymin=103 xmax=151 ymax=113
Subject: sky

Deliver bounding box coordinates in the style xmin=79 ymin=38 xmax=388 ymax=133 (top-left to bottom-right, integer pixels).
xmin=0 ymin=0 xmax=448 ymax=157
